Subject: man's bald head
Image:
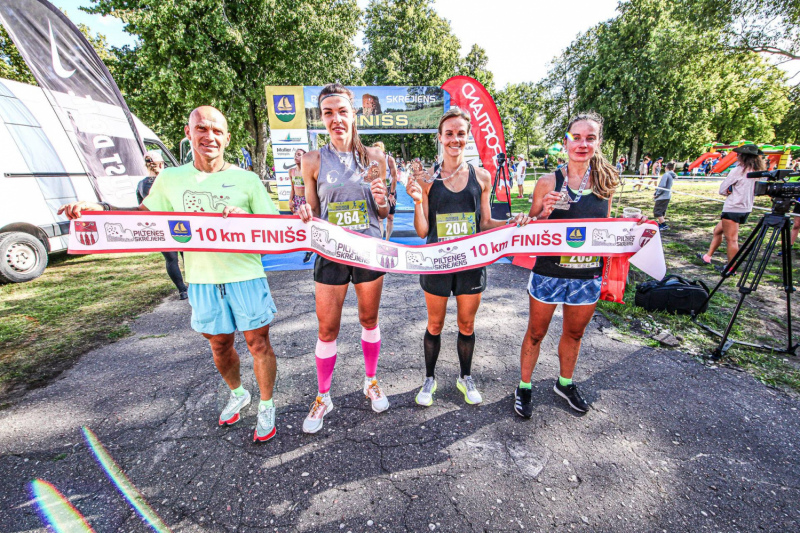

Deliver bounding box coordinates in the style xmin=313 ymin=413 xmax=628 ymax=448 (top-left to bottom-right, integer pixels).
xmin=185 ymin=106 xmax=231 ymax=170
xmin=189 ymin=106 xmax=228 ymax=132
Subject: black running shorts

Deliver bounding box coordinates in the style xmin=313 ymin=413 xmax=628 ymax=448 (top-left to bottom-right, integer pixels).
xmin=419 ymin=267 xmax=487 ymax=297
xmin=314 ymin=255 xmax=385 ymax=286
xmin=721 ymin=211 xmax=750 ymax=224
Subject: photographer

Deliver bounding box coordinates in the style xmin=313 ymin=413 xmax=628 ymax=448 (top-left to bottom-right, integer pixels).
xmin=698 ymin=145 xmax=766 ymax=269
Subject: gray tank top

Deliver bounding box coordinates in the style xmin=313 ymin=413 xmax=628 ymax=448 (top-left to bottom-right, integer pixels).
xmin=317 ymin=144 xmax=382 ymax=238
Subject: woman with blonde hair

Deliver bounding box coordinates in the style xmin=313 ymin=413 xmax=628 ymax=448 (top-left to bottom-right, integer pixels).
xmin=406 ymin=107 xmax=530 ymax=406
xmin=515 ymin=111 xmax=645 ymax=418
xmin=296 ymin=83 xmax=390 ymax=433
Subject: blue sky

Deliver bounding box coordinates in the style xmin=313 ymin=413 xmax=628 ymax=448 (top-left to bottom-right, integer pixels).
xmin=53 ymin=0 xmax=798 ymax=87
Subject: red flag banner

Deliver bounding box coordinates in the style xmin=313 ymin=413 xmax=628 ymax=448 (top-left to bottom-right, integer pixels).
xmin=442 ymin=76 xmax=509 ymax=200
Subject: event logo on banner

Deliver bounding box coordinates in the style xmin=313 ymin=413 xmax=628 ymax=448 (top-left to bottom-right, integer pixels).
xmin=303 ymin=86 xmax=445 ymax=133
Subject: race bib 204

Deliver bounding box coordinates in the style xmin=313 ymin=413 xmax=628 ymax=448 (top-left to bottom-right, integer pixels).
xmin=328 ymin=200 xmax=369 ymax=230
xmin=436 ymin=212 xmax=476 ymax=242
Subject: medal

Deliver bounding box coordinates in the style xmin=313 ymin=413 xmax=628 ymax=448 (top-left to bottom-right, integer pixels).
xmin=553 ymin=165 xmax=591 ymax=210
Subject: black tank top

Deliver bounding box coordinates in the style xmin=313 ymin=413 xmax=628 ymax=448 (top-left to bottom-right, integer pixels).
xmin=533 ymin=169 xmax=609 ymax=279
xmin=426 ymin=164 xmax=482 ymax=244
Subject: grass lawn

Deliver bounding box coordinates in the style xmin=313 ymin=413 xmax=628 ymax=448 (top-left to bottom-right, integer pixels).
xmin=0 ymin=252 xmax=175 ymax=403
xmin=509 ymin=173 xmax=800 ymax=392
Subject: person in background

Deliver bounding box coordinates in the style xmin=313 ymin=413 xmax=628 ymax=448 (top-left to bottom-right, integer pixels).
xmin=634 ymin=156 xmax=650 ymax=191
xmin=516 ymin=155 xmax=528 ymax=198
xmin=698 ymin=145 xmax=766 ymax=271
xmin=288 ymin=148 xmax=315 ymax=264
xmin=648 ymin=157 xmax=662 ymax=189
xmin=543 ymin=154 xmax=550 ymax=170
xmin=372 ymin=142 xmax=399 ymax=240
xmin=137 ymin=151 xmax=188 ymax=300
xmin=556 ymin=158 xmax=565 ymax=170
xmin=653 ymin=161 xmax=676 ymax=230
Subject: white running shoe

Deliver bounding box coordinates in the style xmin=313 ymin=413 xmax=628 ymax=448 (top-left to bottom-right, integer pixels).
xmin=254 ymin=403 xmax=276 ymax=442
xmin=302 ymin=394 xmax=333 ymax=434
xmin=456 ymin=376 xmax=483 ymax=405
xmin=363 ymin=378 xmax=389 ymax=413
xmin=415 ymin=377 xmax=437 ymax=407
xmin=219 ymin=389 xmax=251 ymax=426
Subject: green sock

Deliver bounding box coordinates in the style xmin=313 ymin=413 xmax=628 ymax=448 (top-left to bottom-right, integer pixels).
xmin=559 ymin=376 xmax=573 ymax=387
xmin=519 ymin=380 xmax=532 ymax=390
xmin=231 ymin=385 xmax=246 ymax=397
xmin=259 ymin=398 xmax=274 ymax=409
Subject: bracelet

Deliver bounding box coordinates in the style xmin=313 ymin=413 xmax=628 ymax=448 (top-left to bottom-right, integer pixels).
xmin=414 ymin=200 xmax=423 ymax=205
xmin=99 ymin=202 xmax=112 ymax=211
xmin=377 ymin=201 xmax=389 ymax=209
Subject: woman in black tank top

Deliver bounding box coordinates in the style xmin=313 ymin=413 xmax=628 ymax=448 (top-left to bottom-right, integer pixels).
xmin=514 ymin=112 xmax=646 ymax=419
xmin=405 ymin=108 xmax=531 ymax=407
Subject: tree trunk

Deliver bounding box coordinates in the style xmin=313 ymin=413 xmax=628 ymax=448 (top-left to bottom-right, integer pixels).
xmin=244 ymin=99 xmax=270 ymax=180
xmin=630 ymin=135 xmax=639 ymax=170
xmin=400 ymin=134 xmax=408 ymax=160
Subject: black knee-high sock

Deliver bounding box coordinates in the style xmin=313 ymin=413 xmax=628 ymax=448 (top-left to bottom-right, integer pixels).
xmin=457 ymin=332 xmax=475 ymax=378
xmin=424 ymin=330 xmax=441 ymax=378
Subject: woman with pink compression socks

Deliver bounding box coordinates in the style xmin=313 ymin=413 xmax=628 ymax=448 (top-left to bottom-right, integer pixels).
xmin=296 ymin=83 xmax=391 ymax=434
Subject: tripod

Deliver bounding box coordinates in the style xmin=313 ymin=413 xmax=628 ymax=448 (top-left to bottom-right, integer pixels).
xmin=490 ymin=156 xmax=513 ymax=220
xmin=694 ymin=203 xmax=799 ymax=360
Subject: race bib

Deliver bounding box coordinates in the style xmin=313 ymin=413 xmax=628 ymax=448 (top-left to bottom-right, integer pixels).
xmin=436 ymin=212 xmax=476 ymax=242
xmin=328 ymin=200 xmax=369 ymax=230
xmin=559 ymin=255 xmax=601 ymax=269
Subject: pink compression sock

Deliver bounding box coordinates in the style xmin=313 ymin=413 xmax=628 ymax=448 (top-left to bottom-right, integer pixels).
xmin=315 ymin=339 xmax=337 ymax=394
xmin=361 ymin=325 xmax=381 ymax=378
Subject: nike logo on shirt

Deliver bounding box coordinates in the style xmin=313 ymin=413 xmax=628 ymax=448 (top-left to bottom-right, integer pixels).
xmin=222 ymin=184 xmax=235 ymax=188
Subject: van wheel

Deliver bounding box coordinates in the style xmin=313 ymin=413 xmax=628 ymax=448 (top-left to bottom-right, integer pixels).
xmin=0 ymin=232 xmax=49 ymax=283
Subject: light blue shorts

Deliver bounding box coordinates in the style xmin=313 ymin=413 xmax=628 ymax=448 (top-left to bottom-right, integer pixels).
xmin=188 ymin=277 xmax=277 ymax=335
xmin=528 ymin=272 xmax=602 ymax=306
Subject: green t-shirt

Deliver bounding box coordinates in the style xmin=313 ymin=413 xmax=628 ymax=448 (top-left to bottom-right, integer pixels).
xmin=143 ymin=163 xmax=277 ymax=284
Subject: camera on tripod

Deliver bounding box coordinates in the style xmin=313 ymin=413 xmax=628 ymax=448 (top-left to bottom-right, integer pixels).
xmin=747 ymin=169 xmax=800 ymax=213
xmin=496 ymin=152 xmax=506 ymax=165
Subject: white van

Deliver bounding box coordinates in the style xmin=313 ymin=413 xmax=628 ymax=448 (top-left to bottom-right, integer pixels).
xmin=0 ymin=77 xmax=177 ymax=283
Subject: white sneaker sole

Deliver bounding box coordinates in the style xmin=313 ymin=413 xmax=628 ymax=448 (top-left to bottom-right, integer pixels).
xmin=553 ymin=385 xmax=588 ymax=413
xmin=302 ymin=403 xmax=334 ymax=434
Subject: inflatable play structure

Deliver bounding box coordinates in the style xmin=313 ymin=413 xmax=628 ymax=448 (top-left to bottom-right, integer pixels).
xmin=688 ymin=140 xmax=798 ymax=175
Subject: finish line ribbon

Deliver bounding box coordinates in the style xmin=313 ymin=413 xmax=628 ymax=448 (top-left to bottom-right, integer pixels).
xmin=68 ymin=212 xmax=666 ymax=280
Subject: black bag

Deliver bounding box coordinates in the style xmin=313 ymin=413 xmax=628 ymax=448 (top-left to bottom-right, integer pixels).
xmin=634 ymin=274 xmax=710 ymax=316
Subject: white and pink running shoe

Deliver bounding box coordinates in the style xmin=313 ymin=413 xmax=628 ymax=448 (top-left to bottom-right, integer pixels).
xmin=363 ymin=378 xmax=389 ymax=413
xmin=302 ymin=394 xmax=333 ymax=434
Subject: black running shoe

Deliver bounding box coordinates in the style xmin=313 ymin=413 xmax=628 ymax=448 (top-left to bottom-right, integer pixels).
xmin=514 ymin=386 xmax=533 ymax=419
xmin=303 ymin=251 xmax=314 ymax=264
xmin=554 ymin=381 xmax=589 ymax=412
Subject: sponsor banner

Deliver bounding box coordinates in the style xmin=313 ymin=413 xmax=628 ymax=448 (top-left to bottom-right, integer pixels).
xmin=303 ymin=86 xmax=445 ymax=132
xmin=68 ymin=213 xmax=666 ymax=280
xmin=442 ymin=76 xmax=508 ymax=199
xmin=275 ymin=158 xmax=298 ymax=173
xmin=274 ymin=144 xmax=307 ymax=160
xmin=271 ymin=129 xmax=308 ymax=144
xmin=276 ymin=173 xmax=291 ymax=186
xmin=277 ymin=187 xmax=291 ymax=201
xmin=265 ymin=86 xmax=307 ymax=130
xmin=0 ymin=0 xmax=147 ymax=206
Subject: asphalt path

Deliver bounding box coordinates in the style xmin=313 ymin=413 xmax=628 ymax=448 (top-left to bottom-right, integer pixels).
xmin=1 ymin=264 xmax=799 ymax=532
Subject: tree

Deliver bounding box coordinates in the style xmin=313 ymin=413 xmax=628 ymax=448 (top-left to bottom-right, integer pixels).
xmin=497 ymin=82 xmax=545 ymax=158
xmin=88 ymin=0 xmax=361 ymax=178
xmin=361 ymin=0 xmax=461 ymax=86
xmin=678 ymin=0 xmax=800 ymax=62
xmin=460 ymin=44 xmax=494 ymax=93
xmin=0 ymin=25 xmax=34 ymax=83
xmin=775 ymin=85 xmax=800 ymax=144
xmin=360 ymin=0 xmax=462 ymax=161
xmin=536 ymin=28 xmax=598 ymax=144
